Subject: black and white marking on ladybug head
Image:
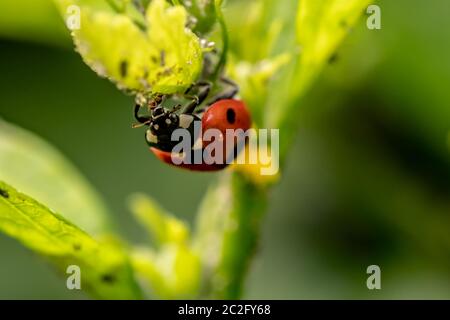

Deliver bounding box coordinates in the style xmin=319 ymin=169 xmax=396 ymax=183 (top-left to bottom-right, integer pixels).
xmin=145 ymin=106 xmax=200 ymax=152
xmin=149 ymin=106 xmax=179 ymax=136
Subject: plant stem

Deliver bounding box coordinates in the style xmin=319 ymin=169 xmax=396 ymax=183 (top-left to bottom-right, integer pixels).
xmin=212 ymin=0 xmax=229 ymax=81
xmin=105 ymin=0 xmax=147 ymax=31
xmin=195 ymin=172 xmax=268 ymax=299
xmin=215 ymin=174 xmax=268 ymax=298
xmin=105 ymin=0 xmax=125 ymax=13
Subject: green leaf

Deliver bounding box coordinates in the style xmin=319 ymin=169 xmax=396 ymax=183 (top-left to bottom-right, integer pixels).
xmin=225 ymin=0 xmax=294 ymax=127
xmin=130 ymin=194 xmax=201 ymax=299
xmin=0 ymin=181 xmax=141 ymax=299
xmin=129 ymin=193 xmax=189 ymax=246
xmin=0 ymin=120 xmax=111 ymax=236
xmin=272 ymin=0 xmax=371 ymax=158
xmin=55 ymin=0 xmax=203 ymax=95
xmin=128 ymin=194 xmax=201 ymax=298
xmin=131 ymin=244 xmax=201 ymax=299
xmin=228 ymin=53 xmax=291 ymax=127
xmin=227 ymin=0 xmax=284 ymax=63
xmin=294 ymin=0 xmax=371 ymax=93
xmin=185 ymin=0 xmax=216 ymax=35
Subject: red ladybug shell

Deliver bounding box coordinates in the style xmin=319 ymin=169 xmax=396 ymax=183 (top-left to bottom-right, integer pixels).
xmin=201 ymin=99 xmax=251 ymax=137
xmin=150 ymin=99 xmax=251 ymax=172
xmin=150 ymin=147 xmax=228 ymax=171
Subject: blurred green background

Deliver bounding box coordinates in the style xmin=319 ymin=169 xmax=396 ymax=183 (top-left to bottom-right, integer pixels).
xmin=0 ymin=0 xmax=449 ymax=299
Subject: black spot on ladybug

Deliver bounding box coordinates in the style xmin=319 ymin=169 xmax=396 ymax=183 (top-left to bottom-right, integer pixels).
xmin=0 ymin=189 xmax=9 ymax=199
xmin=226 ymin=108 xmax=236 ymax=124
xmin=120 ymin=60 xmax=128 ymax=78
xmin=101 ymin=274 xmax=116 ymax=284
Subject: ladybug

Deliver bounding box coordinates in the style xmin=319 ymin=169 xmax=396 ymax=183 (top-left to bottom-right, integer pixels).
xmin=134 ymin=81 xmax=251 ymax=171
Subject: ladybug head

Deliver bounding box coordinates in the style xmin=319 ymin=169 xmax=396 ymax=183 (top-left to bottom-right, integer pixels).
xmin=149 ymin=106 xmax=180 ymax=137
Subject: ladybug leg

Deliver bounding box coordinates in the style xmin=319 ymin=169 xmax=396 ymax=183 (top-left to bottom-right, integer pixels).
xmin=183 ymin=81 xmax=212 ymax=114
xmin=220 ymin=76 xmax=239 ymax=88
xmin=132 ymin=0 xmax=145 ymax=14
xmin=184 ymin=80 xmax=211 ymax=96
xmin=207 ymin=77 xmax=239 ymax=105
xmin=133 ymin=104 xmax=151 ymax=128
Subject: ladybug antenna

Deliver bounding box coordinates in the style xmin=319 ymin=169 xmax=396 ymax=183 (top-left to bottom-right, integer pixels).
xmin=132 ymin=120 xmax=151 ymax=129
